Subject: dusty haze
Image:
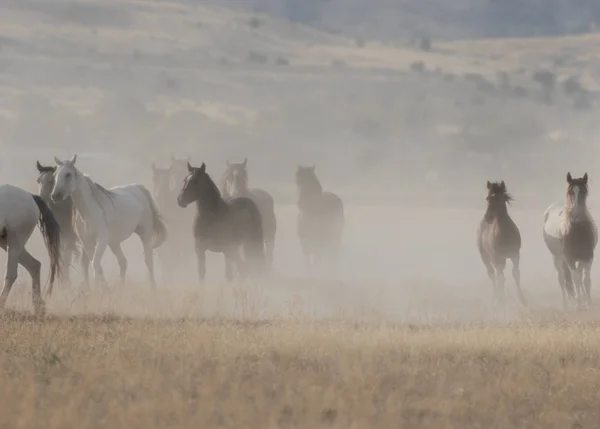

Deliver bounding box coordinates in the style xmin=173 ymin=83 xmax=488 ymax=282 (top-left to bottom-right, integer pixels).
xmin=1 ymin=0 xmax=600 ymax=321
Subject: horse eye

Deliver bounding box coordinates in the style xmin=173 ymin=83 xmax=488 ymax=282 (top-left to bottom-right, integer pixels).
xmin=66 ymin=173 xmax=71 ymax=178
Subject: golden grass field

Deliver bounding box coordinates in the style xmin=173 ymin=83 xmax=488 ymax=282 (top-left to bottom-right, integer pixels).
xmin=1 ymin=308 xmax=600 ymax=428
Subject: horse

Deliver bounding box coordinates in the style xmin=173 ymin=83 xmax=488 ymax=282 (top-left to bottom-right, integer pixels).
xmin=169 ymin=155 xmax=191 ymax=187
xmin=36 ymin=160 xmax=82 ymax=285
xmin=543 ymin=172 xmax=597 ymax=310
xmin=295 ymin=165 xmax=344 ymax=270
xmin=221 ymin=157 xmax=277 ymax=271
xmin=0 ymin=184 xmax=62 ymax=315
xmin=151 ymin=162 xmax=191 ymax=281
xmin=176 ymin=161 xmax=265 ymax=283
xmin=51 ymin=154 xmax=167 ymax=288
xmin=476 ymin=180 xmax=527 ymax=308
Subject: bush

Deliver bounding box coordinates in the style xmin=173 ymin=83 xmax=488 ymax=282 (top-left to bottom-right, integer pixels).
xmin=248 ymin=17 xmax=261 ymax=29
xmin=419 ymin=36 xmax=431 ymax=52
xmin=532 ymin=70 xmax=556 ymax=91
xmin=246 ymin=51 xmax=268 ymax=64
xmin=275 ymin=56 xmax=290 ymax=66
xmin=562 ymin=76 xmax=583 ymax=96
xmin=410 ymin=61 xmax=426 ymax=74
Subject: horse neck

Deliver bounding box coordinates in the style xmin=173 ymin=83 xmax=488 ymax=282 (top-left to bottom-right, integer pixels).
xmin=194 ymin=182 xmax=225 ymax=220
xmin=484 ymin=204 xmax=510 ymax=223
xmin=298 ymin=182 xmax=322 ymax=210
xmin=565 ymin=201 xmax=590 ymax=226
xmin=71 ymin=176 xmax=101 ymax=219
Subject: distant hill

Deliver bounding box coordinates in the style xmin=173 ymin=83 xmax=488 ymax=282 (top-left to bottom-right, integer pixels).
xmin=242 ymin=0 xmax=600 ymax=41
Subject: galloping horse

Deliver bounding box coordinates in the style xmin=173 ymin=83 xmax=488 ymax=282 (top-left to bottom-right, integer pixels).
xmin=36 ymin=161 xmax=81 ymax=285
xmin=477 ymin=181 xmax=527 ymax=307
xmin=52 ymin=155 xmax=167 ymax=288
xmin=176 ymin=162 xmax=265 ymax=283
xmin=221 ymin=158 xmax=277 ymax=271
xmin=0 ymin=184 xmax=62 ymax=315
xmin=295 ymin=165 xmax=344 ymax=270
xmin=543 ymin=172 xmax=597 ymax=310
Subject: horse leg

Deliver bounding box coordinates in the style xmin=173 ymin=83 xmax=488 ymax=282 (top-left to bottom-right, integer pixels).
xmin=570 ymin=262 xmax=585 ymax=311
xmin=493 ymin=258 xmax=506 ymax=306
xmin=195 ymin=238 xmax=206 ymax=285
xmin=141 ymin=239 xmax=156 ymax=289
xmin=553 ymin=256 xmax=568 ymax=310
xmin=18 ymin=249 xmax=44 ymax=316
xmin=109 ymin=242 xmax=128 ymax=285
xmin=0 ymin=242 xmax=22 ymax=309
xmin=510 ymin=255 xmax=527 ymax=307
xmin=583 ymin=261 xmax=593 ymax=308
xmin=224 ymin=252 xmax=235 ymax=282
xmin=228 ymin=246 xmax=246 ymax=280
xmin=92 ymin=237 xmax=108 ymax=288
xmin=80 ymin=236 xmax=95 ymax=289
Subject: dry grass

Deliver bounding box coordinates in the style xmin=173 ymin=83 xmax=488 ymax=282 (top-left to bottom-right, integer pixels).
xmin=1 ymin=308 xmax=600 ymax=428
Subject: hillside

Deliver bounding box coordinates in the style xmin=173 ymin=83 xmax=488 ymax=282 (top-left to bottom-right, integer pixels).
xmin=0 ymin=0 xmax=599 ymax=204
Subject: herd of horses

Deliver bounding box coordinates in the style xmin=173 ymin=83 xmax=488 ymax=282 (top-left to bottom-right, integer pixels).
xmin=0 ymin=154 xmax=345 ymax=315
xmin=0 ymin=152 xmax=595 ymax=317
xmin=478 ymin=173 xmax=598 ymax=311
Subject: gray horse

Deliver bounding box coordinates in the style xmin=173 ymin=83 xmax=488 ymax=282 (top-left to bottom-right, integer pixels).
xmin=295 ymin=165 xmax=344 ymax=271
xmin=221 ymin=158 xmax=277 ymax=272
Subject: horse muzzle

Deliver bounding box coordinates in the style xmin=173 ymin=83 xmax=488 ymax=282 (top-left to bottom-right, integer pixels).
xmin=177 ymin=196 xmax=188 ymax=208
xmin=51 ymin=191 xmax=65 ymax=202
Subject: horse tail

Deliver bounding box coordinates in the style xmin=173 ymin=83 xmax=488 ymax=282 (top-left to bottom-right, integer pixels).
xmin=241 ymin=198 xmax=266 ymax=275
xmin=31 ymin=195 xmax=63 ymax=297
xmin=562 ymin=260 xmax=575 ymax=298
xmin=137 ymin=185 xmax=168 ymax=249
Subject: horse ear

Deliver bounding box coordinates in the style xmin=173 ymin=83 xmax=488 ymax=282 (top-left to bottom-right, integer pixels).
xmin=584 ymin=173 xmax=588 ymax=183
xmin=311 ymin=165 xmax=316 ymax=171
xmin=69 ymin=154 xmax=77 ymax=164
xmin=171 ymin=154 xmax=176 ymax=162
xmin=151 ymin=163 xmax=156 ymax=172
xmin=54 ymin=156 xmax=63 ymax=166
xmin=500 ymin=180 xmax=506 ymax=191
xmin=226 ymin=160 xmax=231 ymax=167
xmin=486 ymin=181 xmax=492 ymax=190
xmin=567 ymin=172 xmax=573 ymax=183
xmin=187 ymin=162 xmax=193 ymax=173
xmin=200 ymin=162 xmax=206 ymax=173
xmin=243 ymin=157 xmax=247 ymax=168
xmin=36 ymin=160 xmax=43 ymax=172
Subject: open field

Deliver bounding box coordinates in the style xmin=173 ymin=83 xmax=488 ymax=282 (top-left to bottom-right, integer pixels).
xmin=2 ymin=312 xmax=600 ymax=428
xmin=3 ymin=1 xmax=600 ymax=427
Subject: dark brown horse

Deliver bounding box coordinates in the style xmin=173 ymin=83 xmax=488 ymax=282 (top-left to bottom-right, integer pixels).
xmin=221 ymin=158 xmax=277 ymax=272
xmin=176 ymin=162 xmax=265 ymax=283
xmin=543 ymin=173 xmax=598 ymax=310
xmin=296 ymin=165 xmax=344 ymax=270
xmin=477 ymin=181 xmax=527 ymax=307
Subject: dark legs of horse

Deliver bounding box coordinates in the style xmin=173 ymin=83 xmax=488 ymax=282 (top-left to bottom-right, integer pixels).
xmin=553 ymin=257 xmax=574 ymax=309
xmin=583 ymin=261 xmax=593 ymax=308
xmin=109 ymin=242 xmax=128 ymax=285
xmin=195 ymin=239 xmax=206 ymax=284
xmin=510 ymin=255 xmax=527 ymax=307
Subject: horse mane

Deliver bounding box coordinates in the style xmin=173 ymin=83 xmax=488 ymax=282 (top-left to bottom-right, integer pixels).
xmin=199 ymin=170 xmax=224 ymax=212
xmin=81 ymin=172 xmax=115 ymax=207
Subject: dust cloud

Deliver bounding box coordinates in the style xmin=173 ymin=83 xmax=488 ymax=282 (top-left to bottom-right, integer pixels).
xmin=0 ymin=0 xmax=599 ymax=324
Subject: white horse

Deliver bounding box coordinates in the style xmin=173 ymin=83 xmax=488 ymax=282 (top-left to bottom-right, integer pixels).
xmin=0 ymin=184 xmax=62 ymax=315
xmin=543 ymin=172 xmax=598 ymax=310
xmin=51 ymin=155 xmax=167 ymax=288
